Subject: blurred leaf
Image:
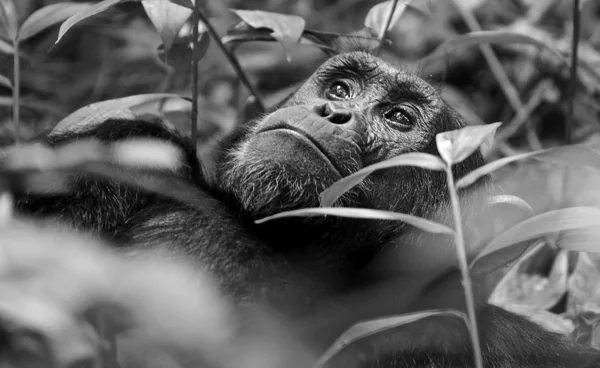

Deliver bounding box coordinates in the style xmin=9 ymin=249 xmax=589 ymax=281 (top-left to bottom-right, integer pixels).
xmin=230 ymin=9 xmax=305 ymax=62
xmin=421 ymin=31 xmax=566 ymax=66
xmin=52 ymin=94 xmax=188 ymax=133
xmin=168 ymin=0 xmax=192 ymax=9
xmin=19 ymin=2 xmax=95 ymax=42
xmin=256 ymin=207 xmax=454 ymax=235
xmin=457 ymin=145 xmax=600 ymax=189
xmin=56 ymin=0 xmax=131 ymax=45
xmin=320 ymin=152 xmax=445 ymax=207
xmin=314 ymin=309 xmax=466 ymax=368
xmin=0 ymin=73 xmax=11 ymax=89
xmin=364 ymin=0 xmax=410 ymax=34
xmin=141 ymin=0 xmax=191 ymax=55
xmin=435 ymin=123 xmax=501 ymax=166
xmin=0 ymin=0 xmax=18 ymax=42
xmin=471 ymin=207 xmax=600 ymax=266
xmin=0 ymin=36 xmax=13 ymax=53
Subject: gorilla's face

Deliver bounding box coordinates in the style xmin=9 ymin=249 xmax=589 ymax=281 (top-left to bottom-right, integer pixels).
xmin=218 ymin=52 xmax=482 ymax=220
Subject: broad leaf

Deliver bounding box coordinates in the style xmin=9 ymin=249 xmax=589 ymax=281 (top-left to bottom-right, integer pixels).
xmin=19 ymin=2 xmax=95 ymax=42
xmin=56 ymin=0 xmax=132 ymax=44
xmin=436 ymin=122 xmax=501 ymax=165
xmin=314 ymin=310 xmax=466 ymax=368
xmin=141 ymin=0 xmax=191 ymax=54
xmin=364 ymin=0 xmax=410 ymax=36
xmin=52 ymin=94 xmax=188 ymax=133
xmin=470 ymin=207 xmax=600 ymax=266
xmin=230 ymin=9 xmax=305 ymax=61
xmin=421 ymin=31 xmax=566 ymax=66
xmin=256 ymin=207 xmax=454 ymax=235
xmin=0 ymin=0 xmax=18 ymax=41
xmin=0 ymin=73 xmax=11 ymax=89
xmin=320 ymin=152 xmax=445 ymax=207
xmin=456 ymin=144 xmax=600 ymax=189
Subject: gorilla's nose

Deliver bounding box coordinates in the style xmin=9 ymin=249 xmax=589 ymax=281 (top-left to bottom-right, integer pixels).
xmin=313 ymin=103 xmax=354 ymax=125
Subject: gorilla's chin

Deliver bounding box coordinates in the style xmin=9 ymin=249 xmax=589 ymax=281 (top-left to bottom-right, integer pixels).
xmin=219 ymin=130 xmax=341 ymax=218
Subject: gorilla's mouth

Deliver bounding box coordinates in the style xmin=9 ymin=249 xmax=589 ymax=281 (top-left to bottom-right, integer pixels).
xmin=257 ymin=126 xmax=343 ymax=176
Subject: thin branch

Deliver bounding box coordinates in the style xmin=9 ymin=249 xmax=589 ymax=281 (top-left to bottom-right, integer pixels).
xmin=190 ymin=0 xmax=202 ymax=143
xmin=196 ymin=10 xmax=265 ymax=112
xmin=567 ymin=0 xmax=581 ymax=144
xmin=376 ymin=0 xmax=399 ymax=53
xmin=452 ymin=0 xmax=524 ymax=114
xmin=445 ymin=166 xmax=484 ymax=368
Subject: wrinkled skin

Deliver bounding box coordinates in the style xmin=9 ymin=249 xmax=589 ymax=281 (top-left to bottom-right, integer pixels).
xmin=14 ymin=52 xmax=600 ymax=367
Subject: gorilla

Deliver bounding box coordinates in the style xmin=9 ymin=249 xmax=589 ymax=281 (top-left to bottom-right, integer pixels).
xmin=13 ymin=51 xmax=600 ymax=367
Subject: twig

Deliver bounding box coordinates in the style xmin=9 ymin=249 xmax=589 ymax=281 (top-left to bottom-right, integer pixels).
xmin=190 ymin=0 xmax=202 ymax=143
xmin=452 ymin=0 xmax=524 ymax=114
xmin=196 ymin=10 xmax=265 ymax=112
xmin=445 ymin=166 xmax=484 ymax=368
xmin=12 ymin=41 xmax=19 ymax=144
xmin=378 ymin=0 xmax=399 ymax=43
xmin=566 ymin=0 xmax=581 ymax=144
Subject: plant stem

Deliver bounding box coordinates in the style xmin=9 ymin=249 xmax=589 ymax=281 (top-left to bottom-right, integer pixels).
xmin=445 ymin=166 xmax=484 ymax=368
xmin=190 ymin=0 xmax=201 ymax=143
xmin=375 ymin=0 xmax=399 ymax=53
xmin=567 ymin=0 xmax=580 ymax=144
xmin=12 ymin=41 xmax=20 ymax=145
xmin=196 ymin=10 xmax=265 ymax=112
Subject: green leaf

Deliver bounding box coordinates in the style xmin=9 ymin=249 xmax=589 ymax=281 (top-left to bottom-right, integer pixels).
xmin=0 ymin=0 xmax=18 ymax=42
xmin=320 ymin=152 xmax=445 ymax=207
xmin=256 ymin=207 xmax=454 ymax=235
xmin=0 ymin=73 xmax=11 ymax=89
xmin=141 ymin=0 xmax=191 ymax=54
xmin=556 ymin=227 xmax=600 ymax=253
xmin=19 ymin=2 xmax=96 ymax=42
xmin=421 ymin=31 xmax=566 ymax=67
xmin=470 ymin=207 xmax=600 ymax=266
xmin=456 ymin=145 xmax=600 ymax=189
xmin=52 ymin=94 xmax=188 ymax=133
xmin=436 ymin=122 xmax=501 ymax=165
xmin=56 ymin=0 xmax=132 ymax=45
xmin=0 ymin=36 xmax=13 ymax=53
xmin=314 ymin=310 xmax=466 ymax=368
xmin=364 ymin=0 xmax=410 ymax=35
xmin=230 ymin=9 xmax=305 ymax=62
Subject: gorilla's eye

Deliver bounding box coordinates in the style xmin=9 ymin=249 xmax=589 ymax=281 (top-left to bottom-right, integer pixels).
xmin=384 ymin=107 xmax=413 ymax=128
xmin=326 ymin=81 xmax=351 ymax=100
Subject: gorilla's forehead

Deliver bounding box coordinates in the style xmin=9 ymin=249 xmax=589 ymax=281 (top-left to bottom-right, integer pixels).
xmin=317 ymin=52 xmax=440 ymax=105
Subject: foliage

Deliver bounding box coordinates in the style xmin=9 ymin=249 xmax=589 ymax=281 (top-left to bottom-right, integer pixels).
xmin=1 ymin=0 xmax=600 ymax=367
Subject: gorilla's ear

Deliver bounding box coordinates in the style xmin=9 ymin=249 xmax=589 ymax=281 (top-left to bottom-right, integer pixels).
xmin=468 ymin=194 xmax=535 ymax=277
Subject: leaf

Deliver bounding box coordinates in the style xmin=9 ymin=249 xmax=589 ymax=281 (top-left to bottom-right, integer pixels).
xmin=255 ymin=207 xmax=454 ymax=235
xmin=56 ymin=0 xmax=131 ymax=45
xmin=141 ymin=0 xmax=191 ymax=54
xmin=230 ymin=9 xmax=305 ymax=62
xmin=470 ymin=207 xmax=600 ymax=266
xmin=314 ymin=310 xmax=466 ymax=368
xmin=0 ymin=0 xmax=18 ymax=42
xmin=19 ymin=2 xmax=96 ymax=42
xmin=421 ymin=31 xmax=566 ymax=67
xmin=364 ymin=0 xmax=410 ymax=35
xmin=52 ymin=94 xmax=188 ymax=133
xmin=456 ymin=144 xmax=600 ymax=189
xmin=557 ymin=227 xmax=600 ymax=253
xmin=435 ymin=122 xmax=501 ymax=165
xmin=0 ymin=73 xmax=11 ymax=89
xmin=0 ymin=37 xmax=13 ymax=54
xmin=320 ymin=152 xmax=445 ymax=207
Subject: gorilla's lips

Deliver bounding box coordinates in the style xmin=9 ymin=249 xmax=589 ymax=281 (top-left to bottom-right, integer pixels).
xmin=257 ymin=125 xmax=343 ymax=177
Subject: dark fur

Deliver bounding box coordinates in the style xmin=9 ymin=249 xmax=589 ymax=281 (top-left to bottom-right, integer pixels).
xmin=15 ymin=52 xmax=600 ymax=367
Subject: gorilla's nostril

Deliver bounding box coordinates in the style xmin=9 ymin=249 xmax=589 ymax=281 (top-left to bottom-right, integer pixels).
xmin=328 ymin=112 xmax=352 ymax=125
